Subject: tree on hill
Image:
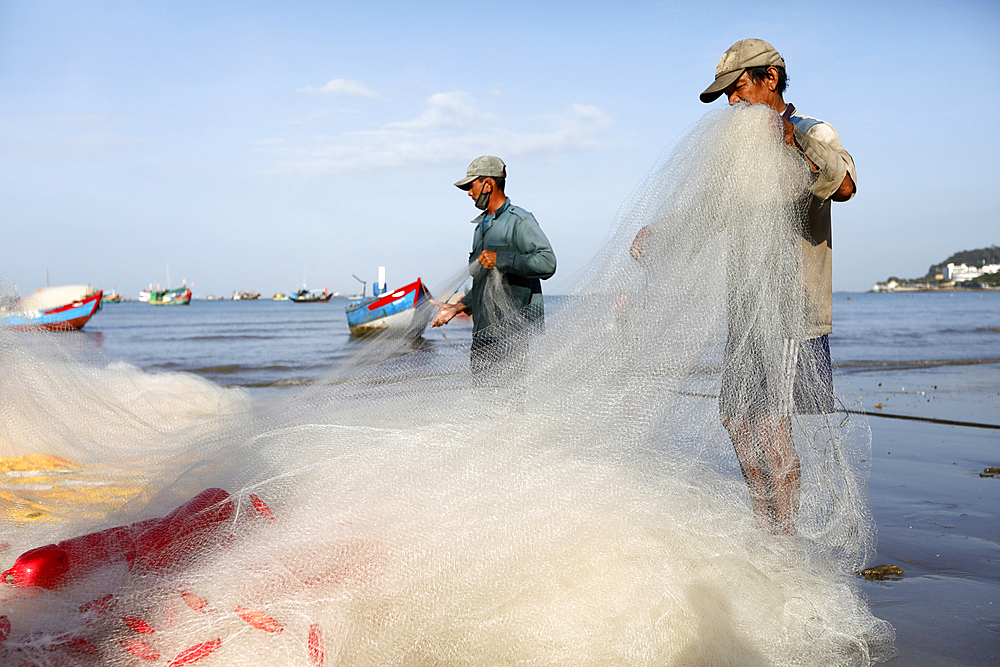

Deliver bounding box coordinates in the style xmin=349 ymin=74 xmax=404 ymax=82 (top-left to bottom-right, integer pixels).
xmin=925 ymin=245 xmax=1000 ymax=278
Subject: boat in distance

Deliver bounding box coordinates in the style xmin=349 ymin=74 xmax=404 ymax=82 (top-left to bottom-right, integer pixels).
xmin=101 ymin=288 xmax=123 ymax=304
xmin=1 ymin=285 xmax=103 ymax=331
xmin=289 ymin=288 xmax=333 ymax=303
xmin=147 ymin=286 xmax=192 ymax=306
xmin=345 ymin=278 xmax=434 ymax=338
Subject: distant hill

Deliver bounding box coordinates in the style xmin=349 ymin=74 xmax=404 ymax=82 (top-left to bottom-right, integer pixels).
xmin=924 ymin=245 xmax=1000 ymax=279
xmin=875 ymin=244 xmax=999 ymax=290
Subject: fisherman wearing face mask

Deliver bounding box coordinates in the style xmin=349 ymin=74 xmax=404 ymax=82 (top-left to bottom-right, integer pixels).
xmin=433 ymin=156 xmax=556 ymax=387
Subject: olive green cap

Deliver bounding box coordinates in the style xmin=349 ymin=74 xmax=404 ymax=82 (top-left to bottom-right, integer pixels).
xmin=454 ymin=155 xmax=507 ymax=190
xmin=700 ymin=38 xmax=786 ymax=103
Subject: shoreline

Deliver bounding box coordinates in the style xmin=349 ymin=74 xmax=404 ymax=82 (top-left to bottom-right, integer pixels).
xmin=862 ymin=285 xmax=1000 ymax=294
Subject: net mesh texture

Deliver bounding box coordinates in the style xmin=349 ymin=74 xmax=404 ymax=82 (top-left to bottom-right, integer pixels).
xmin=0 ymin=105 xmax=894 ymax=666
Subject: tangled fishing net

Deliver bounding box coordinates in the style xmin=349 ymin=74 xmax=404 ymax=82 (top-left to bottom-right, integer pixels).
xmin=0 ymin=105 xmax=894 ymax=666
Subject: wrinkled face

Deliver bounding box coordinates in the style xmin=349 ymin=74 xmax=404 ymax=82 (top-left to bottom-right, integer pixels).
xmin=723 ymin=70 xmax=775 ymax=108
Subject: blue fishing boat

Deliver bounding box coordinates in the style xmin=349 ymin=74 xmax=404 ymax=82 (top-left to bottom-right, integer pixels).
xmin=1 ymin=286 xmax=103 ymax=331
xmin=345 ymin=278 xmax=434 ymax=338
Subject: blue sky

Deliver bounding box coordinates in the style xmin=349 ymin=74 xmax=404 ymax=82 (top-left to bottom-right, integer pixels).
xmin=2 ymin=0 xmax=997 ymax=297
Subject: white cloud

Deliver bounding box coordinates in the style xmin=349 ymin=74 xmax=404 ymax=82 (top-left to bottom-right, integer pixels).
xmin=388 ymin=91 xmax=478 ymax=129
xmin=508 ymin=104 xmax=614 ymax=154
xmin=266 ymin=93 xmax=614 ymax=176
xmin=298 ymin=78 xmax=377 ymax=98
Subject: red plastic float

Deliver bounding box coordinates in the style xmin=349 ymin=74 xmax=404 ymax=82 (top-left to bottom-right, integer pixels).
xmin=168 ymin=638 xmax=221 ymax=665
xmin=1 ymin=488 xmax=234 ymax=589
xmin=64 ymin=636 xmax=100 ymax=655
xmin=122 ymin=638 xmax=161 ymax=660
xmin=235 ymin=605 xmax=283 ymax=633
xmin=181 ymin=589 xmax=211 ymax=613
xmin=308 ymin=623 xmax=325 ymax=666
xmin=122 ymin=615 xmax=156 ymax=635
xmin=79 ymin=593 xmax=115 ymax=617
xmin=249 ymin=493 xmax=275 ymax=521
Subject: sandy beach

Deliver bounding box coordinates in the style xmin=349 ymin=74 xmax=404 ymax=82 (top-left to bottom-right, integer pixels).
xmin=839 ymin=364 xmax=999 ymax=666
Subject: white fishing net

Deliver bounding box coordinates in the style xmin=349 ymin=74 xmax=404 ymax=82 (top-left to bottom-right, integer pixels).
xmin=0 ymin=105 xmax=894 ymax=666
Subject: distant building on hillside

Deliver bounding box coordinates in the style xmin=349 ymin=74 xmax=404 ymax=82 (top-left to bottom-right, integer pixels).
xmin=945 ymin=263 xmax=982 ymax=282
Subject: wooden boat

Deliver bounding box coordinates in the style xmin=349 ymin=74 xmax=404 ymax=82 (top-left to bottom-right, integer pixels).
xmin=289 ymin=288 xmax=333 ymax=303
xmin=148 ymin=286 xmax=192 ymax=306
xmin=1 ymin=286 xmax=103 ymax=331
xmin=345 ymin=278 xmax=433 ymax=338
xmin=101 ymin=288 xmax=122 ymax=304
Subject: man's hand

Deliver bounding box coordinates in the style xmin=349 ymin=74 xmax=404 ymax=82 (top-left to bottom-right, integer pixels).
xmin=783 ymin=118 xmax=819 ymax=172
xmin=782 ymin=118 xmax=799 ymax=149
xmin=432 ymin=302 xmax=464 ymax=327
xmin=477 ymin=250 xmax=498 ymax=270
xmin=832 ymin=172 xmax=856 ymax=201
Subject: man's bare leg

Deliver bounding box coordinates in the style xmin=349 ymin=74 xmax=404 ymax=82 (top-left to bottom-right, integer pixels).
xmin=757 ymin=414 xmax=800 ymax=535
xmin=724 ymin=416 xmax=775 ymax=531
xmin=724 ymin=414 xmax=801 ymax=535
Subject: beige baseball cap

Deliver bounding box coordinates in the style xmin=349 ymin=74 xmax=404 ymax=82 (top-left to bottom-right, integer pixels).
xmin=454 ymin=155 xmax=506 ymax=190
xmin=700 ymin=38 xmax=786 ymax=103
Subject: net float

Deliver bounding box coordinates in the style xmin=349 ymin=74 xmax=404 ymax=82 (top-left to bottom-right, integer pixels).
xmin=64 ymin=636 xmax=100 ymax=655
xmin=1 ymin=489 xmax=233 ymax=589
xmin=308 ymin=623 xmax=325 ymax=666
xmin=79 ymin=593 xmax=115 ymax=616
xmin=168 ymin=638 xmax=221 ymax=665
xmin=249 ymin=493 xmax=275 ymax=521
xmin=181 ymin=590 xmax=212 ymax=613
xmin=235 ymin=605 xmax=283 ymax=633
xmin=122 ymin=615 xmax=155 ymax=634
xmin=122 ymin=638 xmax=161 ymax=660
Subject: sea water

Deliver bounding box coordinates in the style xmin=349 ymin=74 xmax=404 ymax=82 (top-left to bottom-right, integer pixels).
xmin=830 ymin=290 xmax=1000 ymax=366
xmin=830 ymin=291 xmax=1000 ymax=428
xmin=76 ymin=290 xmax=1000 ymax=394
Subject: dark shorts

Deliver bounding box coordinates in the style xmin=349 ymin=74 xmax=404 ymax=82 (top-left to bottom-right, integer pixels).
xmin=470 ymin=337 xmax=528 ymax=389
xmin=719 ymin=334 xmax=834 ymax=420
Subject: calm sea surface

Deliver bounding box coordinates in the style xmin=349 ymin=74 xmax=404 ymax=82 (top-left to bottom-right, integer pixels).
xmin=81 ymin=291 xmax=1000 ymax=393
xmin=829 ymin=290 xmax=1000 ymax=366
xmin=82 ymin=297 xmax=471 ymax=393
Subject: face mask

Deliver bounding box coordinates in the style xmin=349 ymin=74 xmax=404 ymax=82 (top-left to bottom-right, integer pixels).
xmin=474 ymin=181 xmax=492 ymax=211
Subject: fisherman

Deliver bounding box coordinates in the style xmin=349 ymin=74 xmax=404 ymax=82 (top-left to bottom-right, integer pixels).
xmin=702 ymin=39 xmax=857 ymax=535
xmin=433 ymin=156 xmax=556 ymax=389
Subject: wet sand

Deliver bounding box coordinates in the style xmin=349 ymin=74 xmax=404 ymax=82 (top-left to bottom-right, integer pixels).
xmin=838 ymin=364 xmax=1000 ymax=666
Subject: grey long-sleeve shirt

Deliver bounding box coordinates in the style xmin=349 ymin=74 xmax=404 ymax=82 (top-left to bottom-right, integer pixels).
xmin=459 ymin=198 xmax=556 ymax=339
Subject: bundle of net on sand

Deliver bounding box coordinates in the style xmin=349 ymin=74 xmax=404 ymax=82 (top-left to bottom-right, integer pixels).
xmin=0 ymin=105 xmax=893 ymax=666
